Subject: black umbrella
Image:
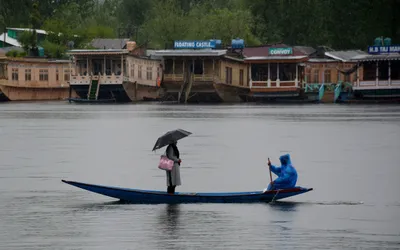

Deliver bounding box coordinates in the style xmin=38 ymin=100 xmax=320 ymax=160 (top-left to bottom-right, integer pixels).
xmin=152 ymin=129 xmax=192 ymax=151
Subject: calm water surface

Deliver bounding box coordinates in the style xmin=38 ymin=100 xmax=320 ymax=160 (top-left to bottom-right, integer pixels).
xmin=0 ymin=102 xmax=399 ymax=249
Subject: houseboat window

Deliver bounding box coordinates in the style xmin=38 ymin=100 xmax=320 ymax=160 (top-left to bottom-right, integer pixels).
xmin=39 ymin=69 xmax=48 ymax=81
xmin=278 ymin=64 xmax=296 ymax=81
xmin=116 ymin=63 xmax=121 ymax=75
xmin=313 ymin=69 xmax=319 ymax=83
xmin=93 ymin=60 xmax=102 ymax=75
xmin=0 ymin=64 xmax=4 ymax=78
xmin=64 ymin=70 xmax=70 ymax=81
xmin=225 ymin=67 xmax=232 ymax=84
xmin=190 ymin=59 xmax=203 ymax=75
xmin=164 ymin=59 xmax=173 ymax=74
xmin=305 ymin=68 xmax=311 ymax=83
xmin=391 ymin=61 xmax=400 ymax=80
xmin=56 ymin=69 xmax=59 ymax=81
xmin=138 ymin=65 xmax=142 ymax=79
xmin=239 ymin=69 xmax=244 ymax=86
xmin=363 ymin=62 xmax=376 ymax=81
xmin=12 ymin=68 xmax=18 ymax=81
xmin=270 ymin=64 xmax=278 ymax=81
xmin=378 ymin=61 xmax=389 ymax=80
xmin=324 ymin=70 xmax=331 ymax=83
xmin=131 ymin=64 xmax=135 ymax=78
xmin=344 ymin=74 xmax=351 ymax=83
xmin=25 ymin=69 xmax=31 ymax=81
xmin=146 ymin=67 xmax=152 ymax=80
xmin=251 ymin=64 xmax=268 ymax=81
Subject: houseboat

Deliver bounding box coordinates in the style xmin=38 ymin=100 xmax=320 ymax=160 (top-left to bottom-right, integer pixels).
xmin=67 ymin=41 xmax=163 ymax=103
xmin=348 ymin=51 xmax=400 ymax=102
xmin=242 ymin=44 xmax=311 ymax=102
xmin=305 ymin=47 xmax=367 ymax=102
xmin=0 ymin=56 xmax=77 ymax=101
xmin=153 ymin=40 xmax=249 ymax=103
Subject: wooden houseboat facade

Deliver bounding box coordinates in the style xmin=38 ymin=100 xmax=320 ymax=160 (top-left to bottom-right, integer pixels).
xmin=348 ymin=53 xmax=400 ymax=102
xmin=304 ymin=49 xmax=367 ymax=102
xmin=0 ymin=56 xmax=77 ymax=101
xmin=153 ymin=49 xmax=249 ymax=103
xmin=242 ymin=45 xmax=310 ymax=102
xmin=67 ymin=43 xmax=162 ymax=103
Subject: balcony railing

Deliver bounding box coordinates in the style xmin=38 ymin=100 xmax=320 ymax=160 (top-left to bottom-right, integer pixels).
xmin=70 ymin=74 xmax=123 ymax=85
xmin=164 ymin=74 xmax=217 ymax=82
xmin=164 ymin=74 xmax=184 ymax=81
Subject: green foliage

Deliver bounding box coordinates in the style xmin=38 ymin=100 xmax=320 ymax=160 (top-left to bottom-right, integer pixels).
xmin=2 ymin=0 xmax=399 ymax=52
xmin=5 ymin=50 xmax=27 ymax=57
xmin=41 ymin=40 xmax=66 ymax=58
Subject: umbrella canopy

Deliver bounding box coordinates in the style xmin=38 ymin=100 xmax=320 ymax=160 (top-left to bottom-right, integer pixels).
xmin=152 ymin=129 xmax=192 ymax=151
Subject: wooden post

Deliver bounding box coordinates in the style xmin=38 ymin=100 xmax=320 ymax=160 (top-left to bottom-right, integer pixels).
xmin=277 ymin=62 xmax=280 ymax=87
xmin=267 ymin=63 xmax=271 ymax=87
xmin=376 ymin=61 xmax=379 ymax=86
xmin=212 ymin=59 xmax=215 ymax=74
xmin=295 ymin=63 xmax=299 ymax=87
xmin=202 ymin=58 xmax=204 ymax=80
xmin=356 ymin=63 xmax=360 ymax=87
xmin=121 ymin=55 xmax=123 ymax=76
xmin=104 ymin=56 xmax=106 ymax=75
xmin=173 ymin=58 xmax=175 ymax=75
xmin=388 ymin=61 xmax=391 ymax=85
xmin=86 ymin=57 xmax=89 ymax=75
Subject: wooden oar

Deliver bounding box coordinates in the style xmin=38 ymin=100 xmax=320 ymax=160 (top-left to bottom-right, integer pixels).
xmin=268 ymin=157 xmax=272 ymax=183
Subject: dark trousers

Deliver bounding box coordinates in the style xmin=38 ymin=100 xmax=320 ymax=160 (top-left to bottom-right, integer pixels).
xmin=167 ymin=171 xmax=176 ymax=194
xmin=167 ymin=185 xmax=176 ymax=194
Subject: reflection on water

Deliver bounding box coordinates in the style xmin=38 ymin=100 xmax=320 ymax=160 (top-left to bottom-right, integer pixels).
xmin=0 ymin=103 xmax=399 ymax=249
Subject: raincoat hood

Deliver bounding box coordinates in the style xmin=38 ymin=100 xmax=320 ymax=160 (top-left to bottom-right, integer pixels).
xmin=279 ymin=154 xmax=291 ymax=166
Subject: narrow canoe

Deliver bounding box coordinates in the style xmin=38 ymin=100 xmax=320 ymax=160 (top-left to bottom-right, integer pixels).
xmin=62 ymin=180 xmax=313 ymax=204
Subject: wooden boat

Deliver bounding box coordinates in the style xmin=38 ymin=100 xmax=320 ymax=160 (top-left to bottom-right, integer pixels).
xmin=62 ymin=179 xmax=313 ymax=204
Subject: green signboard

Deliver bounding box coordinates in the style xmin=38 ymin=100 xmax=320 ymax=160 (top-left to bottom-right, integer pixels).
xmin=268 ymin=47 xmax=293 ymax=55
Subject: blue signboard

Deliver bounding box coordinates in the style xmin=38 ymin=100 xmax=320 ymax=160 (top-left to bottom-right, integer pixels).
xmin=174 ymin=40 xmax=216 ymax=49
xmin=368 ymin=45 xmax=400 ymax=54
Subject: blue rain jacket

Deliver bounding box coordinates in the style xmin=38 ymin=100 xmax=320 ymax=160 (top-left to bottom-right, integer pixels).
xmin=267 ymin=154 xmax=298 ymax=191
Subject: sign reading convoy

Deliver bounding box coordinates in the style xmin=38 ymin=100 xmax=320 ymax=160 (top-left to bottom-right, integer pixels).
xmin=268 ymin=47 xmax=293 ymax=55
xmin=174 ymin=40 xmax=216 ymax=49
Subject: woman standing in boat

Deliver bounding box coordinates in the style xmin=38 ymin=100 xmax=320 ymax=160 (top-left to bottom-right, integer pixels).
xmin=165 ymin=141 xmax=181 ymax=194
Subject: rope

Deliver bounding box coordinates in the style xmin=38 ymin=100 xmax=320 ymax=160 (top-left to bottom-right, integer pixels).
xmin=271 ymin=189 xmax=280 ymax=203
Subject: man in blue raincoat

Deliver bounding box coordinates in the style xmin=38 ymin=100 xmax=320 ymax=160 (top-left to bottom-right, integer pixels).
xmin=266 ymin=154 xmax=298 ymax=191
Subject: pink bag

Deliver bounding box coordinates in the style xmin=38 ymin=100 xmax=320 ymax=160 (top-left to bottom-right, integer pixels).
xmin=158 ymin=155 xmax=174 ymax=171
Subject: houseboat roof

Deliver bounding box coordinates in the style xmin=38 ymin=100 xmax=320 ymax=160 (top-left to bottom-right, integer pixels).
xmin=0 ymin=33 xmax=21 ymax=47
xmin=7 ymin=27 xmax=47 ymax=35
xmin=307 ymin=58 xmax=339 ymax=63
xmin=244 ymin=55 xmax=308 ymax=61
xmin=351 ymin=53 xmax=400 ymax=62
xmin=153 ymin=49 xmax=227 ymax=57
xmin=242 ymin=44 xmax=309 ymax=63
xmin=325 ymin=50 xmax=368 ymax=62
xmin=90 ymin=38 xmax=130 ymax=49
xmin=67 ymin=49 xmax=129 ymax=55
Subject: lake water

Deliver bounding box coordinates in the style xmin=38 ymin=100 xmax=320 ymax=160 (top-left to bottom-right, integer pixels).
xmin=0 ymin=102 xmax=399 ymax=249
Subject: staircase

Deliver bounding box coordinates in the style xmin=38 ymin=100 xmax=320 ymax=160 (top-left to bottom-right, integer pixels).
xmin=88 ymin=80 xmax=99 ymax=100
xmin=184 ymin=74 xmax=194 ymax=103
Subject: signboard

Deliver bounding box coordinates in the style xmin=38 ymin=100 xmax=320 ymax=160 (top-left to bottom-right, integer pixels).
xmin=174 ymin=40 xmax=216 ymax=49
xmin=269 ymin=47 xmax=293 ymax=55
xmin=368 ymin=45 xmax=400 ymax=54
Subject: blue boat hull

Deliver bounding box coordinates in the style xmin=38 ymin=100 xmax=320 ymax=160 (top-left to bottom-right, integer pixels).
xmin=62 ymin=180 xmax=313 ymax=204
